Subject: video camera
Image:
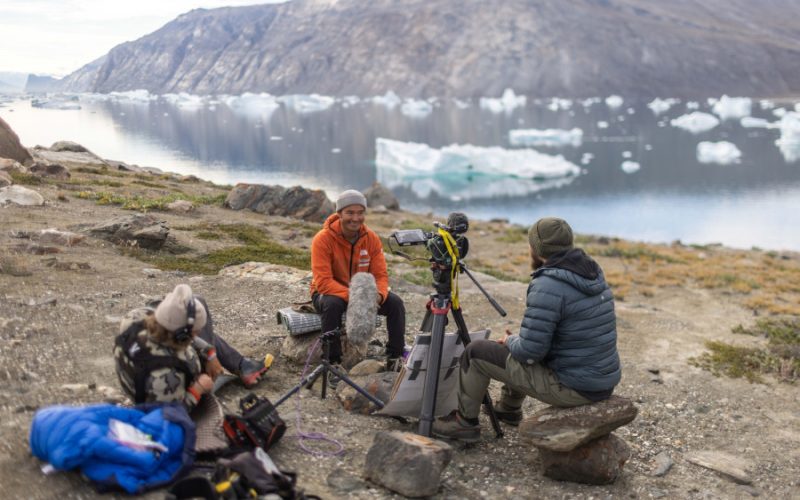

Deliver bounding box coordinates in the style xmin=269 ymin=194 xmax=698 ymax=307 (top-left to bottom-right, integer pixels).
xmin=389 ymin=212 xmax=470 ymax=290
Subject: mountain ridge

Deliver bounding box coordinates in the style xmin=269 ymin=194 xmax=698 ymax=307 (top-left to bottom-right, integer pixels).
xmin=51 ymin=0 xmax=800 ymax=98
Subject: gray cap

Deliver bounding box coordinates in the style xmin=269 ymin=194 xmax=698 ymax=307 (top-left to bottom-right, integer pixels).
xmin=528 ymin=217 xmax=574 ymax=258
xmin=335 ymin=189 xmax=367 ymax=211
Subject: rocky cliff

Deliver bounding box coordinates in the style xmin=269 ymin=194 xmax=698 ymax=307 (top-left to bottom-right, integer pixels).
xmin=54 ymin=0 xmax=800 ymax=98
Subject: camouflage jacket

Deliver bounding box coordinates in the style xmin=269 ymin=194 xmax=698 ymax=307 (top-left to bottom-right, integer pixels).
xmin=114 ymin=307 xmax=204 ymax=410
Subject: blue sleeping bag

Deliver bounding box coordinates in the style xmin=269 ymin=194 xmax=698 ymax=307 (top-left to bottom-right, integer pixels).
xmin=29 ymin=402 xmax=195 ymax=494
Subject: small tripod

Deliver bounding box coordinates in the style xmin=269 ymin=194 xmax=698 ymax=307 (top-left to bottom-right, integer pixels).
xmin=417 ymin=262 xmax=507 ymax=438
xmin=273 ymin=329 xmax=385 ymax=409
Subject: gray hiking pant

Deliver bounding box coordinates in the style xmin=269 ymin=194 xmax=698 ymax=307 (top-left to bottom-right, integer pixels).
xmin=458 ymin=340 xmax=590 ymax=419
xmin=196 ymin=297 xmax=244 ymax=373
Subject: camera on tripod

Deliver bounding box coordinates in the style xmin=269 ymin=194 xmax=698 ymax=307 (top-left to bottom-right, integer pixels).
xmin=389 ymin=213 xmax=470 ymax=288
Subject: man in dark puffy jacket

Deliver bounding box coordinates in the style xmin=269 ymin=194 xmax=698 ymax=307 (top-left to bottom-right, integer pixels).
xmin=433 ymin=217 xmax=621 ymax=442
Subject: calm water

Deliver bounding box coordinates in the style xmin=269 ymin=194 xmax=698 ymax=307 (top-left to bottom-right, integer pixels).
xmin=2 ymin=94 xmax=799 ymax=251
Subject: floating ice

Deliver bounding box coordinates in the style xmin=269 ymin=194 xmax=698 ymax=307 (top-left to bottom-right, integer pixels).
xmin=222 ymin=92 xmax=280 ymax=120
xmin=581 ymin=152 xmax=594 ymax=165
xmin=597 ymin=121 xmax=609 ymax=129
xmin=622 ymin=151 xmax=633 ymax=158
xmin=341 ymin=96 xmax=361 ymax=106
xmin=740 ymin=117 xmax=774 ymax=129
xmin=107 ymin=89 xmax=154 ymax=102
xmin=162 ymin=93 xmax=205 ymax=108
xmin=776 ymin=112 xmax=800 ymax=163
xmin=508 ymin=128 xmax=583 ymax=148
xmin=605 ymin=95 xmax=624 ymax=109
xmin=547 ymin=98 xmax=572 ymax=111
xmin=697 ymin=141 xmax=742 ymax=164
xmin=686 ymin=101 xmax=699 ymax=110
xmin=773 ymin=108 xmax=788 ymax=118
xmin=711 ymin=95 xmax=752 ymax=121
xmin=277 ymin=94 xmax=335 ymax=113
xmin=581 ymin=97 xmax=601 ymax=107
xmin=759 ymin=99 xmax=775 ymax=110
xmin=648 ymin=98 xmax=678 ymax=115
xmin=401 ymin=99 xmax=433 ymax=119
xmin=452 ymin=98 xmax=471 ymax=109
xmin=30 ymin=97 xmax=81 ymax=110
xmin=375 ymin=138 xmax=580 ymax=199
xmin=480 ymin=88 xmax=526 ymax=114
xmin=371 ymin=91 xmax=402 ymax=109
xmin=670 ymin=112 xmax=719 ymax=134
xmin=621 ymin=161 xmax=640 ymax=174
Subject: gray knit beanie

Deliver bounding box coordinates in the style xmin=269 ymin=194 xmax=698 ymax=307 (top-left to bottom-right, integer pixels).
xmin=335 ymin=189 xmax=367 ymax=212
xmin=528 ymin=217 xmax=574 ymax=259
xmin=154 ymin=284 xmax=207 ymax=333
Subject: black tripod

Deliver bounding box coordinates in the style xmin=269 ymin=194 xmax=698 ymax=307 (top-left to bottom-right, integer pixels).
xmin=417 ymin=262 xmax=507 ymax=438
xmin=273 ymin=329 xmax=385 ymax=409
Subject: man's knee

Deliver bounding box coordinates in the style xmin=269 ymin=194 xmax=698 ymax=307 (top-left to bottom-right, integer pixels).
xmin=461 ymin=340 xmax=508 ymax=372
xmin=379 ymin=292 xmax=405 ymax=316
xmin=316 ymin=294 xmax=347 ymax=314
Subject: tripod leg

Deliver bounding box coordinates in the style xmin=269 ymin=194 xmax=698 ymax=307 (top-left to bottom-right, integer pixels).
xmin=274 ymin=364 xmax=327 ymax=408
xmin=325 ymin=362 xmax=386 ymax=409
xmin=451 ymin=307 xmax=504 ymax=438
xmin=418 ymin=303 xmax=448 ymax=437
xmin=420 ymin=308 xmax=432 ymax=333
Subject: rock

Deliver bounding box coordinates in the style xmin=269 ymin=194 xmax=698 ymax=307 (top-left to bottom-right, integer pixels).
xmin=363 ymin=182 xmax=400 ymax=210
xmin=29 ymin=161 xmax=70 ymax=180
xmin=686 ymin=450 xmax=753 ymax=485
xmin=0 ymin=117 xmax=33 ymax=164
xmin=0 ymin=185 xmax=45 ymax=206
xmin=166 ymin=200 xmax=194 ymax=212
xmin=364 ymin=431 xmax=452 ymax=498
xmin=519 ymin=396 xmax=638 ymax=452
xmin=37 ymin=229 xmax=85 ymax=246
xmin=0 ymin=158 xmax=26 ymax=173
xmin=335 ymin=372 xmax=397 ymax=414
xmin=370 ymin=205 xmax=389 ymax=214
xmin=280 ymin=332 xmax=366 ymax=369
xmin=0 ymin=171 xmax=11 ymax=187
xmin=106 ymin=159 xmax=143 ymax=173
xmin=224 ymin=183 xmax=334 ymax=222
xmin=86 ymin=213 xmax=169 ymax=250
xmin=349 ymin=359 xmax=386 ymax=376
xmin=141 ymin=268 xmax=163 ymax=277
xmin=49 ymin=141 xmax=89 ymax=153
xmin=650 ymin=451 xmax=674 ymax=477
xmin=326 ymin=468 xmax=365 ymax=492
xmin=13 ymin=244 xmax=61 ymax=255
xmin=538 ymin=433 xmax=631 ymax=485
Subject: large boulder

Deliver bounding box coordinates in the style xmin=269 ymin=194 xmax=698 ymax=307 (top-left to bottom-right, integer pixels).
xmin=519 ymin=396 xmax=637 ymax=452
xmin=86 ymin=213 xmax=169 ymax=250
xmin=0 ymin=171 xmax=11 ymax=187
xmin=0 ymin=185 xmax=44 ymax=206
xmin=0 ymin=158 xmax=26 ymax=174
xmin=49 ymin=141 xmax=89 ymax=153
xmin=224 ymin=184 xmax=334 ymax=222
xmin=538 ymin=433 xmax=631 ymax=485
xmin=280 ymin=331 xmax=366 ymax=369
xmin=363 ymin=182 xmax=399 ymax=210
xmin=364 ymin=431 xmax=452 ymax=498
xmin=0 ymin=117 xmax=32 ymax=164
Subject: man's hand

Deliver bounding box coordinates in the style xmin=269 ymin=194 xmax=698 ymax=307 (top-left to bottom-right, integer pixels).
xmin=205 ymin=357 xmax=224 ymax=380
xmin=497 ymin=329 xmax=513 ymax=345
xmin=195 ymin=374 xmax=214 ymax=394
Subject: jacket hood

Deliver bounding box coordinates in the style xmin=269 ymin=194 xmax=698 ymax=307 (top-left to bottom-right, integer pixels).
xmin=534 ymin=248 xmax=606 ymax=296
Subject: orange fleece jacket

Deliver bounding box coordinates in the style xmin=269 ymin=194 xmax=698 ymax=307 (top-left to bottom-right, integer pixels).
xmin=309 ymin=213 xmax=389 ymax=303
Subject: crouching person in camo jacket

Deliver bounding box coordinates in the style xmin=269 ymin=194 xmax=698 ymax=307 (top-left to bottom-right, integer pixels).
xmin=114 ymin=284 xmax=268 ymax=410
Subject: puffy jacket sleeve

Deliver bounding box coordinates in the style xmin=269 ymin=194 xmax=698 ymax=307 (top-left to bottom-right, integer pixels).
xmin=506 ymin=278 xmax=563 ymax=363
xmin=368 ymin=232 xmax=390 ymax=303
xmin=311 ymin=231 xmax=350 ymax=301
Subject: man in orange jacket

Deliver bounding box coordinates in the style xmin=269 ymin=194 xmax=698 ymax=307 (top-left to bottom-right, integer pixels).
xmin=310 ymin=189 xmax=406 ymax=370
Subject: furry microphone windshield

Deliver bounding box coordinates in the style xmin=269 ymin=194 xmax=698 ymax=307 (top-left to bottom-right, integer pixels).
xmin=346 ymin=272 xmax=378 ymax=345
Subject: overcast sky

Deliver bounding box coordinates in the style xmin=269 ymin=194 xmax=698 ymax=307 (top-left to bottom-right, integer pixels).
xmin=0 ymin=1 xmax=289 ymax=77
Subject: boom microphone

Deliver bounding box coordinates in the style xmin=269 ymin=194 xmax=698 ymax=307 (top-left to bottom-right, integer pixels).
xmin=346 ymin=272 xmax=378 ymax=346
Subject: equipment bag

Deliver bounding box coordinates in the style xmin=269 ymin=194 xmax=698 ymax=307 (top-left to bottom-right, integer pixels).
xmin=223 ymin=393 xmax=286 ymax=452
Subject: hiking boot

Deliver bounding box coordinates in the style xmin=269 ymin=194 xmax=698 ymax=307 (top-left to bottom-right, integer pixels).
xmin=485 ymin=404 xmax=523 ymax=426
xmin=432 ymin=410 xmax=481 ymax=443
xmin=386 ymin=356 xmax=403 ymax=372
xmin=238 ymin=357 xmax=269 ymax=388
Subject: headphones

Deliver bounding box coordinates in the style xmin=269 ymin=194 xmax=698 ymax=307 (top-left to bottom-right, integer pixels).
xmin=173 ymin=298 xmax=196 ymax=343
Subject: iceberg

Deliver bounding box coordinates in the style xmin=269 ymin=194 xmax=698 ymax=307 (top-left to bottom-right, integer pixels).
xmin=711 ymin=95 xmax=752 ymax=121
xmin=452 ymin=98 xmax=471 ymax=109
xmin=30 ymin=97 xmax=81 ymax=110
xmin=597 ymin=121 xmax=609 ymax=129
xmin=479 ymin=88 xmax=526 ymax=114
xmin=670 ymin=112 xmax=720 ymax=134
xmin=375 ymin=138 xmax=580 ymax=200
xmin=547 ymin=98 xmax=572 ymax=111
xmin=508 ymin=128 xmax=583 ymax=148
xmin=162 ymin=93 xmax=205 ymax=108
xmin=686 ymin=101 xmax=700 ymax=110
xmin=647 ymin=98 xmax=678 ymax=115
xmin=605 ymin=95 xmax=624 ymax=109
xmin=697 ymin=141 xmax=742 ymax=164
xmin=621 ymin=161 xmax=640 ymax=174
xmin=371 ymin=91 xmax=402 ymax=109
xmin=580 ymin=152 xmax=594 ymax=165
xmin=400 ymin=99 xmax=433 ymax=119
xmin=222 ymin=92 xmax=280 ymax=120
xmin=277 ymin=94 xmax=335 ymax=113
xmin=776 ymin=112 xmax=800 ymax=163
xmin=740 ymin=117 xmax=774 ymax=129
